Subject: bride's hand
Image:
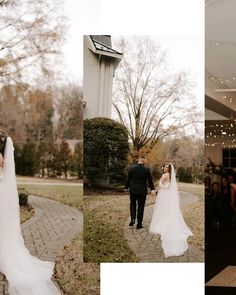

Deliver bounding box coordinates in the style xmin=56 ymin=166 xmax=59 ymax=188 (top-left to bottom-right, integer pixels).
xmin=151 ymin=190 xmax=156 ymax=196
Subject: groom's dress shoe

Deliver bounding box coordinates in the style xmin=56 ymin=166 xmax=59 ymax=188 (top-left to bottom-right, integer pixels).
xmin=137 ymin=224 xmax=143 ymax=229
xmin=129 ymin=221 xmax=135 ymax=226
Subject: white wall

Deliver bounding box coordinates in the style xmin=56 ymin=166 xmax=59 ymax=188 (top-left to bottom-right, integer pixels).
xmin=83 ymin=36 xmax=116 ymax=119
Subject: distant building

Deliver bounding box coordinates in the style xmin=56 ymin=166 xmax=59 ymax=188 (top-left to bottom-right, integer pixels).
xmin=83 ymin=35 xmax=123 ymax=119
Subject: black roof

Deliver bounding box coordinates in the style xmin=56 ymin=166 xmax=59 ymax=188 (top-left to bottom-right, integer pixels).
xmin=91 ymin=35 xmax=112 ymax=47
xmin=90 ymin=35 xmax=122 ymax=56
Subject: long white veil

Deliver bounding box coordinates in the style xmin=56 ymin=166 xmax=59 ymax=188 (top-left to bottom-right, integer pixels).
xmin=149 ymin=163 xmax=193 ymax=257
xmin=169 ymin=163 xmax=180 ymax=199
xmin=0 ymin=137 xmax=60 ymax=295
xmin=161 ymin=163 xmax=193 ymax=257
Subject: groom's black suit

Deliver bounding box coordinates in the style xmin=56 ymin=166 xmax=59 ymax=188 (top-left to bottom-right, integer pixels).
xmin=125 ymin=163 xmax=155 ymax=226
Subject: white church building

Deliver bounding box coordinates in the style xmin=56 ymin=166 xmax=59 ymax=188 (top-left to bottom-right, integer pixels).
xmin=83 ymin=35 xmax=123 ymax=119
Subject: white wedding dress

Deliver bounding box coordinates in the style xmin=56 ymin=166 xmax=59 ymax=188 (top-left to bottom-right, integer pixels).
xmin=149 ymin=163 xmax=193 ymax=257
xmin=0 ymin=137 xmax=60 ymax=295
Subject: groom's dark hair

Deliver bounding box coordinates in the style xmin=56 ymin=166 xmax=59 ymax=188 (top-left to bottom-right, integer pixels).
xmin=0 ymin=130 xmax=8 ymax=156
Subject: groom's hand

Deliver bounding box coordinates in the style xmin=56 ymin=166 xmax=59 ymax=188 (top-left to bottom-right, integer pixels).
xmin=124 ymin=189 xmax=129 ymax=193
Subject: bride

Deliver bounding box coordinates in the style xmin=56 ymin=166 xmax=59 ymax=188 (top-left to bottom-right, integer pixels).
xmin=0 ymin=131 xmax=60 ymax=295
xmin=149 ymin=163 xmax=193 ymax=258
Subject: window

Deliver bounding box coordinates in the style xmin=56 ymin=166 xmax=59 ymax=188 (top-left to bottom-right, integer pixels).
xmin=222 ymin=148 xmax=236 ymax=168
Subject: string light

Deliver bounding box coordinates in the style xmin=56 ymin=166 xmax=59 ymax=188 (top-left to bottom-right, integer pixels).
xmin=205 ymin=121 xmax=236 ymax=147
xmin=206 ymin=72 xmax=236 ymax=92
xmin=206 ymin=72 xmax=232 ymax=89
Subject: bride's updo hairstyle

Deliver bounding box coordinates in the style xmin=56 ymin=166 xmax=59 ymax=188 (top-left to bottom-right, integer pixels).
xmin=0 ymin=130 xmax=8 ymax=156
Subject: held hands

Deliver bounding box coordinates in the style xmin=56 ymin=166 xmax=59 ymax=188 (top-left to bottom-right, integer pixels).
xmin=151 ymin=190 xmax=156 ymax=196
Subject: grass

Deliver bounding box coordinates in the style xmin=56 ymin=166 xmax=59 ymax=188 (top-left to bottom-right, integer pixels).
xmin=84 ymin=182 xmax=204 ymax=263
xmin=55 ymin=235 xmax=99 ymax=295
xmin=17 ymin=184 xmax=83 ymax=211
xmin=17 ymin=183 xmax=99 ymax=295
xmin=84 ymin=193 xmax=140 ymax=263
xmin=20 ymin=205 xmax=34 ymax=224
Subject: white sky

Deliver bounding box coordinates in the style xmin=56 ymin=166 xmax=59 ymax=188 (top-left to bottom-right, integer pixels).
xmin=62 ymin=0 xmax=204 ymax=108
xmin=112 ymin=35 xmax=204 ymax=108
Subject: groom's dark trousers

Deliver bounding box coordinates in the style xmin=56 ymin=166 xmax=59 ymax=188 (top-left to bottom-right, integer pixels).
xmin=125 ymin=163 xmax=155 ymax=225
xmin=130 ymin=193 xmax=146 ymax=225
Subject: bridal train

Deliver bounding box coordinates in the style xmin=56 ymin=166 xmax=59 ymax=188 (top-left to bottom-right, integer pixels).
xmin=149 ymin=163 xmax=193 ymax=258
xmin=0 ymin=137 xmax=60 ymax=295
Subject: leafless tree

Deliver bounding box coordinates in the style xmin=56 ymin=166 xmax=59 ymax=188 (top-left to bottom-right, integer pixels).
xmin=0 ymin=0 xmax=10 ymax=6
xmin=54 ymin=84 xmax=83 ymax=140
xmin=0 ymin=84 xmax=54 ymax=144
xmin=0 ymin=0 xmax=65 ymax=85
xmin=113 ymin=37 xmax=203 ymax=153
xmin=0 ymin=84 xmax=26 ymax=142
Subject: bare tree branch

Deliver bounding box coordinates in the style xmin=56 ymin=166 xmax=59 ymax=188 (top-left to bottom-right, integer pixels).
xmin=113 ymin=37 xmax=203 ymax=153
xmin=0 ymin=0 xmax=65 ymax=85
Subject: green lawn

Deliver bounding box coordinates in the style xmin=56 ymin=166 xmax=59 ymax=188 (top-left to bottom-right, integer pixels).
xmin=17 ymin=184 xmax=83 ymax=211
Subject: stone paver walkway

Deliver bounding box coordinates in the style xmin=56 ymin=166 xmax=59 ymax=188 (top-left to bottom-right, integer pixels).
xmin=0 ymin=195 xmax=83 ymax=294
xmin=124 ymin=191 xmax=204 ymax=262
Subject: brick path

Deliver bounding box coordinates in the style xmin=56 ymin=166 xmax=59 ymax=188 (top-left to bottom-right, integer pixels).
xmin=124 ymin=191 xmax=204 ymax=262
xmin=0 ymin=195 xmax=83 ymax=294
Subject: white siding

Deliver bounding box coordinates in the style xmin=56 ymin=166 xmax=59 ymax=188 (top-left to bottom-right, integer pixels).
xmin=83 ymin=36 xmax=121 ymax=119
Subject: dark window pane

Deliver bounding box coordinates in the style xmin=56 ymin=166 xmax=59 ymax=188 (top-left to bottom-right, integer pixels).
xmin=223 ymin=159 xmax=230 ymax=168
xmin=223 ymin=149 xmax=229 ymax=157
xmin=231 ymin=149 xmax=236 ymax=157
xmin=231 ymin=159 xmax=236 ymax=168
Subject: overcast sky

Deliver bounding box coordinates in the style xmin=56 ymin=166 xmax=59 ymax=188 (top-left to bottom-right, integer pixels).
xmin=62 ymin=0 xmax=203 ymax=105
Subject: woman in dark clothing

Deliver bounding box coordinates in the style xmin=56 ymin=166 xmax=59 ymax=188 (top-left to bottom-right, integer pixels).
xmin=205 ymin=176 xmax=213 ymax=225
xmin=221 ymin=177 xmax=235 ymax=225
xmin=205 ymin=176 xmax=211 ymax=197
xmin=211 ymin=182 xmax=224 ymax=226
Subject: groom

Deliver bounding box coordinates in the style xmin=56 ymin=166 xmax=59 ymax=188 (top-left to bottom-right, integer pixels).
xmin=125 ymin=155 xmax=155 ymax=229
